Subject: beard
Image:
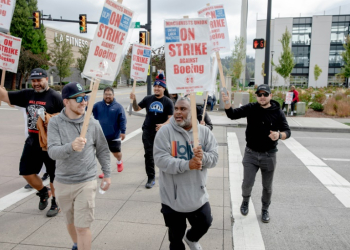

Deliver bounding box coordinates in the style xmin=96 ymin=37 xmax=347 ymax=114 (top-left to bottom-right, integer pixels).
xmin=176 ymin=114 xmax=192 ymax=128
xmin=34 ymin=83 xmax=48 ymax=93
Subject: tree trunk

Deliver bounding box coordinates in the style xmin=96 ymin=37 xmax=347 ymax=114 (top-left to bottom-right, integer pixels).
xmin=19 ymin=74 xmax=23 ymax=90
xmin=11 ymin=74 xmax=16 ymax=90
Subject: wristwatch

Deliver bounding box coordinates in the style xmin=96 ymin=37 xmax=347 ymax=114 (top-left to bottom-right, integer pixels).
xmin=278 ymin=132 xmax=282 ymax=139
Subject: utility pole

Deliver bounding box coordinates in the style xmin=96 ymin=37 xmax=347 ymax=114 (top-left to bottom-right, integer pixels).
xmin=264 ymin=0 xmax=272 ymax=85
xmin=141 ymin=0 xmax=152 ymax=95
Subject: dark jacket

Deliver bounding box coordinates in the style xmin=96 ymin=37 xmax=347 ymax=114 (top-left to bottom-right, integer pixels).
xmin=196 ymin=105 xmax=213 ymax=131
xmin=225 ymin=100 xmax=291 ymax=152
xmin=93 ymin=99 xmax=126 ymax=141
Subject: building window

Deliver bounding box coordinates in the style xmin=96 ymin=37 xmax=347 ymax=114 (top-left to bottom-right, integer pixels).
xmin=292 ymin=46 xmax=310 ymax=67
xmin=330 ymin=22 xmax=349 ymax=44
xmin=292 ymin=23 xmax=312 ymax=45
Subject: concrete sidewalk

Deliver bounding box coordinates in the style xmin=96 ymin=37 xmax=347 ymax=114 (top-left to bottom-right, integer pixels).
xmin=128 ymin=107 xmax=350 ymax=133
xmin=0 ymin=127 xmax=232 ymax=250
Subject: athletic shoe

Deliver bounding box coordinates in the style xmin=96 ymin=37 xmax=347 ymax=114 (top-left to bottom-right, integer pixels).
xmin=24 ymin=183 xmax=33 ymax=189
xmin=184 ymin=230 xmax=202 ymax=250
xmin=71 ymin=244 xmax=78 ymax=250
xmin=145 ymin=178 xmax=155 ymax=189
xmin=36 ymin=187 xmax=51 ymax=210
xmin=46 ymin=198 xmax=60 ymax=217
xmin=117 ymin=161 xmax=124 ymax=172
xmin=41 ymin=173 xmax=49 ymax=181
xmin=98 ymin=173 xmax=104 ymax=178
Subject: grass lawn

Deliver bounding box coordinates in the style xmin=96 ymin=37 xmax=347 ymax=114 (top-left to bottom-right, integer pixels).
xmin=345 ymin=123 xmax=350 ymax=126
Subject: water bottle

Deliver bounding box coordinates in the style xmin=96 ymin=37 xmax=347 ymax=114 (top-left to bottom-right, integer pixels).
xmin=99 ymin=181 xmax=107 ymax=194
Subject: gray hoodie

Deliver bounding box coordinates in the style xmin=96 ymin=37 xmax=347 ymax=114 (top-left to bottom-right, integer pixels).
xmin=47 ymin=108 xmax=111 ymax=184
xmin=153 ymin=116 xmax=218 ymax=213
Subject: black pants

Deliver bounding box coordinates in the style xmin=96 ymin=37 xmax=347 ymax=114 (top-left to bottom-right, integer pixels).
xmin=161 ymin=202 xmax=212 ymax=250
xmin=242 ymin=147 xmax=276 ymax=210
xmin=282 ymin=101 xmax=298 ymax=112
xmin=142 ymin=130 xmax=156 ymax=179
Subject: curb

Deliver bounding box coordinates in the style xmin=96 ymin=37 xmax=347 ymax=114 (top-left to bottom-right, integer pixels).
xmin=213 ymin=123 xmax=350 ymax=134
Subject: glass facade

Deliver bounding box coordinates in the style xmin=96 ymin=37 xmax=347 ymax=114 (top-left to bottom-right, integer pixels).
xmin=291 ymin=17 xmax=312 ymax=77
xmin=328 ymin=15 xmax=350 ymax=76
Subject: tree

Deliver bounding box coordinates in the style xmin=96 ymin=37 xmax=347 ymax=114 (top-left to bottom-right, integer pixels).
xmin=76 ymin=44 xmax=90 ymax=86
xmin=337 ymin=35 xmax=350 ymax=88
xmin=231 ymin=36 xmax=246 ymax=86
xmin=273 ymin=27 xmax=295 ymax=88
xmin=50 ymin=34 xmax=74 ymax=89
xmin=314 ymin=64 xmax=322 ymax=87
xmin=261 ymin=62 xmax=266 ymax=78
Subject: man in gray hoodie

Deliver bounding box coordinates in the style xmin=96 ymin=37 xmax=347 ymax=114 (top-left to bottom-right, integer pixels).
xmin=47 ymin=82 xmax=111 ymax=250
xmin=154 ymin=97 xmax=218 ymax=250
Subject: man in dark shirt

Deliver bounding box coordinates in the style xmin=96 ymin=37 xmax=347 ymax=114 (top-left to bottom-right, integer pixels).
xmin=222 ymin=84 xmax=291 ymax=223
xmin=0 ymin=68 xmax=64 ymax=217
xmin=130 ymin=74 xmax=174 ymax=189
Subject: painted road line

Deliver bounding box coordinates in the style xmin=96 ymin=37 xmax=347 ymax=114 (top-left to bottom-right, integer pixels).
xmin=322 ymin=158 xmax=350 ymax=162
xmin=293 ymin=137 xmax=350 ymax=141
xmin=227 ymin=132 xmax=265 ymax=250
xmin=0 ymin=128 xmax=142 ymax=212
xmin=0 ymin=179 xmax=50 ymax=212
xmin=283 ymin=137 xmax=350 ymax=208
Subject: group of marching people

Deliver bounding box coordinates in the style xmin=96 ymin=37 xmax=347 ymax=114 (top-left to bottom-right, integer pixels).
xmin=0 ymin=67 xmax=290 ymax=250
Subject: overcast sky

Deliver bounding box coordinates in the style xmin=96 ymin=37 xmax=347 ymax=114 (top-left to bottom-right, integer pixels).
xmin=37 ymin=0 xmax=350 ymax=58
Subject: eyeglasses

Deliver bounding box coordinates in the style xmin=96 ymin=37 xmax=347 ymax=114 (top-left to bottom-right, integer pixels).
xmin=257 ymin=92 xmax=270 ymax=97
xmin=69 ymin=95 xmax=89 ymax=103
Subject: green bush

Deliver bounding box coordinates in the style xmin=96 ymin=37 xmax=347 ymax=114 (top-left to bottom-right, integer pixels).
xmin=272 ymin=96 xmax=284 ymax=107
xmin=299 ymin=91 xmax=312 ymax=104
xmin=312 ymin=92 xmax=326 ymax=104
xmin=310 ymin=102 xmax=324 ymax=111
xmin=248 ymin=91 xmax=257 ymax=103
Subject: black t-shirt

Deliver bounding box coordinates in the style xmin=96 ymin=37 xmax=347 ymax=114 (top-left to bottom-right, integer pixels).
xmin=8 ymin=88 xmax=64 ymax=137
xmin=138 ymin=95 xmax=174 ymax=131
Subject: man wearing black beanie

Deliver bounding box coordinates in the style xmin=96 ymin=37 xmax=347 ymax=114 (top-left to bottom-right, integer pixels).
xmin=130 ymin=74 xmax=174 ymax=188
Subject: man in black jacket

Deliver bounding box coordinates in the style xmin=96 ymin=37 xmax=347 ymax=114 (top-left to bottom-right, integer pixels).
xmin=222 ymin=84 xmax=291 ymax=223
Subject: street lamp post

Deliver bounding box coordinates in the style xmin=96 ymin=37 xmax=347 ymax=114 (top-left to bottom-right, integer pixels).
xmin=270 ymin=51 xmax=274 ymax=88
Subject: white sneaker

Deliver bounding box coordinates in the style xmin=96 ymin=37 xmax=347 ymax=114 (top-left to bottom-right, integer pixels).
xmin=184 ymin=230 xmax=202 ymax=250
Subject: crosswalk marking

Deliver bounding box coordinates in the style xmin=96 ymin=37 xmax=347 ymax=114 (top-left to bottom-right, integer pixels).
xmin=322 ymin=158 xmax=350 ymax=162
xmin=227 ymin=132 xmax=265 ymax=250
xmin=282 ymin=137 xmax=350 ymax=208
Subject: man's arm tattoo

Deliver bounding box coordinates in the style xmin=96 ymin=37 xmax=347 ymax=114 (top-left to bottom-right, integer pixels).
xmin=132 ymin=99 xmax=139 ymax=111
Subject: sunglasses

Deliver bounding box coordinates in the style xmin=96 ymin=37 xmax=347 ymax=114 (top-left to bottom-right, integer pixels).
xmin=256 ymin=92 xmax=270 ymax=97
xmin=69 ymin=95 xmax=89 ymax=103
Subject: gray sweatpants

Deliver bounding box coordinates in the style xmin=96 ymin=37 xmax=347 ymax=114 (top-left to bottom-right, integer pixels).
xmin=242 ymin=147 xmax=277 ymax=210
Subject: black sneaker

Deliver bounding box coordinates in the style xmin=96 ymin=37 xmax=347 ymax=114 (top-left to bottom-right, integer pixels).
xmin=240 ymin=201 xmax=249 ymax=216
xmin=261 ymin=209 xmax=270 ymax=223
xmin=145 ymin=178 xmax=155 ymax=189
xmin=24 ymin=183 xmax=33 ymax=189
xmin=41 ymin=173 xmax=49 ymax=181
xmin=36 ymin=188 xmax=50 ymax=210
xmin=46 ymin=199 xmax=60 ymax=217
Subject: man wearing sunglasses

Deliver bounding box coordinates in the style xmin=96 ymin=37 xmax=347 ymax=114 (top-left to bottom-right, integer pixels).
xmin=0 ymin=68 xmax=63 ymax=217
xmin=47 ymin=82 xmax=111 ymax=250
xmin=222 ymin=84 xmax=291 ymax=223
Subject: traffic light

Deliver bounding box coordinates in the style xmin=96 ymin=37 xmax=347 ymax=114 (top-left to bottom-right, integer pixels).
xmin=253 ymin=39 xmax=265 ymax=49
xmin=139 ymin=31 xmax=146 ymax=45
xmin=33 ymin=11 xmax=41 ymax=29
xmin=79 ymin=14 xmax=87 ymax=33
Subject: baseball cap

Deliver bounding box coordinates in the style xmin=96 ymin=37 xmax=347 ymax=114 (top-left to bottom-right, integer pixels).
xmin=255 ymin=84 xmax=271 ymax=94
xmin=62 ymin=82 xmax=92 ymax=99
xmin=29 ymin=68 xmax=48 ymax=80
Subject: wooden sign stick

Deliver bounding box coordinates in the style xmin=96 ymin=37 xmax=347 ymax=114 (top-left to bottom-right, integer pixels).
xmin=129 ymin=78 xmax=136 ymax=116
xmin=89 ymin=80 xmax=94 ymax=90
xmin=0 ymin=70 xmax=6 ymax=106
xmin=216 ymin=51 xmax=230 ymax=105
xmin=80 ymin=78 xmax=99 ymax=139
xmin=190 ymin=92 xmax=199 ymax=148
xmin=202 ymin=92 xmax=209 ymax=122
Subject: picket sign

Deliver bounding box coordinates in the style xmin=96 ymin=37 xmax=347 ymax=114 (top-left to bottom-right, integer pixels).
xmin=80 ymin=0 xmax=124 ymax=139
xmin=285 ymin=92 xmax=294 ymax=116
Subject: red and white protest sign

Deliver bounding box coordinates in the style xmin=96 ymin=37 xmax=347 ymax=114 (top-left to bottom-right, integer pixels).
xmin=0 ymin=0 xmax=16 ymax=33
xmin=198 ymin=4 xmax=230 ymax=53
xmin=83 ymin=0 xmax=134 ymax=81
xmin=164 ymin=18 xmax=212 ymax=94
xmin=0 ymin=33 xmax=21 ymax=73
xmin=130 ymin=44 xmax=151 ymax=81
xmin=285 ymin=92 xmax=294 ymax=105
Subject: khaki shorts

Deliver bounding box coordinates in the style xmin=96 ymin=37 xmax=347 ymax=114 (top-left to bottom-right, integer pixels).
xmin=55 ymin=180 xmax=97 ymax=228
